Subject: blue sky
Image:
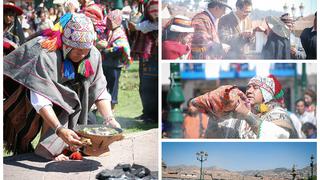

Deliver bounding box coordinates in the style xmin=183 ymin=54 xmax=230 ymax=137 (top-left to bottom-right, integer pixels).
xmin=162 ymin=142 xmax=317 ymax=171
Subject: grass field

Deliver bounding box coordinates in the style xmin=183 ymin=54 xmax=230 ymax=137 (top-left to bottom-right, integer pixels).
xmin=4 ymin=61 xmax=158 ymax=157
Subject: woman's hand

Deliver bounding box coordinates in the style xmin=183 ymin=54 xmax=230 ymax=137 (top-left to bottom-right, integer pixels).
xmin=105 ymin=117 xmax=121 ymax=128
xmin=95 ymin=99 xmax=122 ymax=129
xmin=56 ymin=128 xmax=83 ymax=148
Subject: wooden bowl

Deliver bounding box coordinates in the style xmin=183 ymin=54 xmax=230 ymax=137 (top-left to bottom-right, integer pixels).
xmin=74 ymin=125 xmax=124 ymax=156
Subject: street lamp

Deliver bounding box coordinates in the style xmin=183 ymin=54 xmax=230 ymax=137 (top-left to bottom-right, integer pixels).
xmin=196 ymin=151 xmax=208 ymax=180
xmin=310 ymin=154 xmax=314 ymax=178
xmin=291 ymin=165 xmax=297 ymax=180
xmin=291 ymin=4 xmax=296 ymax=19
xmin=283 ymin=3 xmax=288 ymax=13
xmin=299 ymin=3 xmax=304 ymax=18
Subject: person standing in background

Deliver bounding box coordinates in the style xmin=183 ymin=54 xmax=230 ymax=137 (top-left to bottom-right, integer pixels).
xmin=300 ymin=12 xmax=317 ymax=59
xmin=280 ymin=13 xmax=306 ymax=59
xmin=131 ymin=0 xmax=158 ymax=123
xmin=162 ymin=15 xmax=194 ymax=60
xmin=4 ymin=2 xmax=25 ymax=55
xmin=218 ymin=0 xmax=255 ymax=59
xmin=191 ymin=0 xmax=231 ymax=59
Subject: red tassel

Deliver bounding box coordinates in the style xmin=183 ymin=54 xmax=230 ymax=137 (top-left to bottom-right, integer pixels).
xmin=84 ymin=60 xmax=94 ymax=78
xmin=69 ymin=151 xmax=83 ymax=160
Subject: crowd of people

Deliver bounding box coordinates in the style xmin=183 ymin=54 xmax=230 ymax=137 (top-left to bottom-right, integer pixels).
xmin=4 ymin=0 xmax=158 ymax=161
xmin=180 ymin=75 xmax=317 ymax=139
xmin=162 ymin=0 xmax=317 ymax=60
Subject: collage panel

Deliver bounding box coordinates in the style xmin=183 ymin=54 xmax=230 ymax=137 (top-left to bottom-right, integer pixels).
xmin=162 ymin=142 xmax=317 ymax=179
xmin=161 ymin=0 xmax=317 ymax=60
xmin=162 ymin=63 xmax=317 ymax=139
xmin=3 ymin=0 xmax=159 ymax=179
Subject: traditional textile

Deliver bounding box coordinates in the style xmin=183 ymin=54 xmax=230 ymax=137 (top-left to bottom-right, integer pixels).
xmin=82 ymin=2 xmax=104 ymax=25
xmin=101 ymin=10 xmax=132 ymax=67
xmin=40 ymin=13 xmax=73 ymax=51
xmin=107 ymin=9 xmax=123 ymax=30
xmin=191 ymin=11 xmax=224 ymax=59
xmin=300 ymin=27 xmax=317 ymax=59
xmin=191 ymin=85 xmax=246 ymax=119
xmin=81 ymin=1 xmax=106 ymax=42
xmin=218 ymin=12 xmax=253 ymax=59
xmin=40 ymin=13 xmax=96 ymax=79
xmin=4 ymin=37 xmax=107 ymax=157
xmin=62 ymin=14 xmax=96 ymax=49
xmin=131 ymin=0 xmax=158 ymax=59
xmin=205 ymin=101 xmax=298 ymax=139
xmin=248 ymin=75 xmax=284 ymax=103
xmin=169 ymin=15 xmax=194 ymax=33
xmin=262 ymin=31 xmax=290 ymax=59
xmin=162 ymin=40 xmax=191 ymax=60
xmin=258 ymin=101 xmax=298 ymax=138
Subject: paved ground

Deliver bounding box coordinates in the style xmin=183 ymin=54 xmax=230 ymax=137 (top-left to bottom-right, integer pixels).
xmin=4 ymin=128 xmax=158 ymax=180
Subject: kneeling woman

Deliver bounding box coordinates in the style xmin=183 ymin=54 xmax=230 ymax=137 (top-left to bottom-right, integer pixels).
xmin=4 ymin=13 xmax=120 ymax=161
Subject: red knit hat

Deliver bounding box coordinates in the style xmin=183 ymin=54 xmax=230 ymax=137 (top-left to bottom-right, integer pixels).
xmin=268 ymin=75 xmax=284 ymax=100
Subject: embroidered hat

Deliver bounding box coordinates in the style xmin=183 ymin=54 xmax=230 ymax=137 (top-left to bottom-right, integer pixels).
xmin=107 ymin=9 xmax=123 ymax=29
xmin=248 ymin=75 xmax=284 ymax=103
xmin=62 ymin=13 xmax=96 ymax=49
xmin=169 ymin=15 xmax=194 ymax=33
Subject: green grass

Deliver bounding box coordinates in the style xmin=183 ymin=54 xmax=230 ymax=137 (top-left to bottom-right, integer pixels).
xmin=116 ymin=61 xmax=142 ymax=118
xmin=4 ymin=61 xmax=157 ymax=157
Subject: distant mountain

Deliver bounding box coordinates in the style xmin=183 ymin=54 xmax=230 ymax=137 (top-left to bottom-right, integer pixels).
xmin=167 ymin=165 xmax=199 ymax=172
xmin=165 ymin=164 xmax=317 ymax=179
xmin=250 ymin=9 xmax=284 ymax=20
xmin=239 ymin=164 xmax=317 ymax=178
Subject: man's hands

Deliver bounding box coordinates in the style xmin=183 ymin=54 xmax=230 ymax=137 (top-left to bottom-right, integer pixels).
xmin=234 ymin=90 xmax=251 ymax=117
xmin=290 ymin=47 xmax=297 ymax=57
xmin=221 ymin=43 xmax=231 ymax=53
